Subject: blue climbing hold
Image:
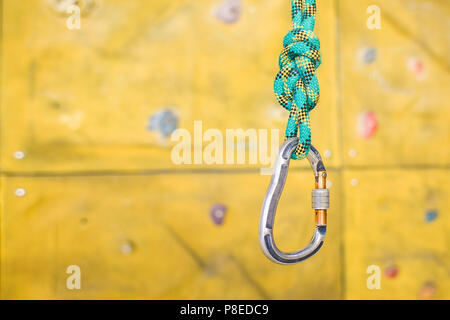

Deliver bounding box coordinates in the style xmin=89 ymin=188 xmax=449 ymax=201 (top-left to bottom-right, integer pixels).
xmin=425 ymin=210 xmax=438 ymax=223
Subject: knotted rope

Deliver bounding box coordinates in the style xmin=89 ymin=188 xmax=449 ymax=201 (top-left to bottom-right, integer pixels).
xmin=274 ymin=0 xmax=321 ymax=160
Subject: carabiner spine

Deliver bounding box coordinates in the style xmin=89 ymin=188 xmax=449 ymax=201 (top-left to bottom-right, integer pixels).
xmin=259 ymin=138 xmax=295 ymax=236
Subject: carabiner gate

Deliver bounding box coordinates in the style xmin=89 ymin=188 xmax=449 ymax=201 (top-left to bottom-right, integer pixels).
xmin=259 ymin=138 xmax=329 ymax=264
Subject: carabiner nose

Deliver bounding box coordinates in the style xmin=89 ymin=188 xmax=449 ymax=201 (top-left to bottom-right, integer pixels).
xmin=259 ymin=138 xmax=329 ymax=264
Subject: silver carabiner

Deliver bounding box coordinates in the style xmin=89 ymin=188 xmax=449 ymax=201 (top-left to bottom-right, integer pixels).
xmin=259 ymin=137 xmax=330 ymax=264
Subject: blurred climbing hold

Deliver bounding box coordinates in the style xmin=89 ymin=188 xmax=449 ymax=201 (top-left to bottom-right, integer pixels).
xmin=148 ymin=109 xmax=179 ymax=139
xmin=214 ymin=0 xmax=242 ymax=24
xmin=359 ymin=47 xmax=377 ymax=65
xmin=424 ymin=209 xmax=438 ymax=223
xmin=419 ymin=282 xmax=437 ymax=299
xmin=120 ymin=239 xmax=136 ymax=255
xmin=80 ymin=217 xmax=88 ymax=226
xmin=384 ymin=265 xmax=399 ymax=279
xmin=348 ymin=149 xmax=357 ymax=158
xmin=210 ymin=203 xmax=228 ymax=226
xmin=47 ymin=0 xmax=97 ymax=16
xmin=407 ymin=57 xmax=427 ymax=80
xmin=358 ymin=111 xmax=378 ymax=139
xmin=14 ymin=188 xmax=27 ymax=197
xmin=13 ymin=151 xmax=26 ymax=160
xmin=350 ymin=178 xmax=358 ymax=187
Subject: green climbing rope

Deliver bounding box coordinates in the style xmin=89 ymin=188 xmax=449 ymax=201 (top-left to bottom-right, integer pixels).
xmin=274 ymin=0 xmax=321 ymax=160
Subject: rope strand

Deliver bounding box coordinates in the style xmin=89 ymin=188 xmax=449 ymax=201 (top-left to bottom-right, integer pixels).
xmin=274 ymin=0 xmax=321 ymax=160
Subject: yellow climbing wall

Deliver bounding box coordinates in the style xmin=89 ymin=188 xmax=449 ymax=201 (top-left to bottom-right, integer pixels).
xmin=0 ymin=0 xmax=448 ymax=299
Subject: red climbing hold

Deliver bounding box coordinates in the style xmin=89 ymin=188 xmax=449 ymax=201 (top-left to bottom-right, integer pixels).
xmin=384 ymin=265 xmax=399 ymax=279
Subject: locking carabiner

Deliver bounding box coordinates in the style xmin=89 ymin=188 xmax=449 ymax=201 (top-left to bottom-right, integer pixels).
xmin=259 ymin=138 xmax=330 ymax=264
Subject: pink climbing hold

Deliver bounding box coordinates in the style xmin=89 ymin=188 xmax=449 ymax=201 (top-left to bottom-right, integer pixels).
xmin=407 ymin=57 xmax=427 ymax=80
xmin=407 ymin=57 xmax=424 ymax=76
xmin=358 ymin=111 xmax=378 ymax=139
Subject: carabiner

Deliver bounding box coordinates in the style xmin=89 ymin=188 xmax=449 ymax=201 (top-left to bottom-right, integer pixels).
xmin=259 ymin=137 xmax=329 ymax=264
